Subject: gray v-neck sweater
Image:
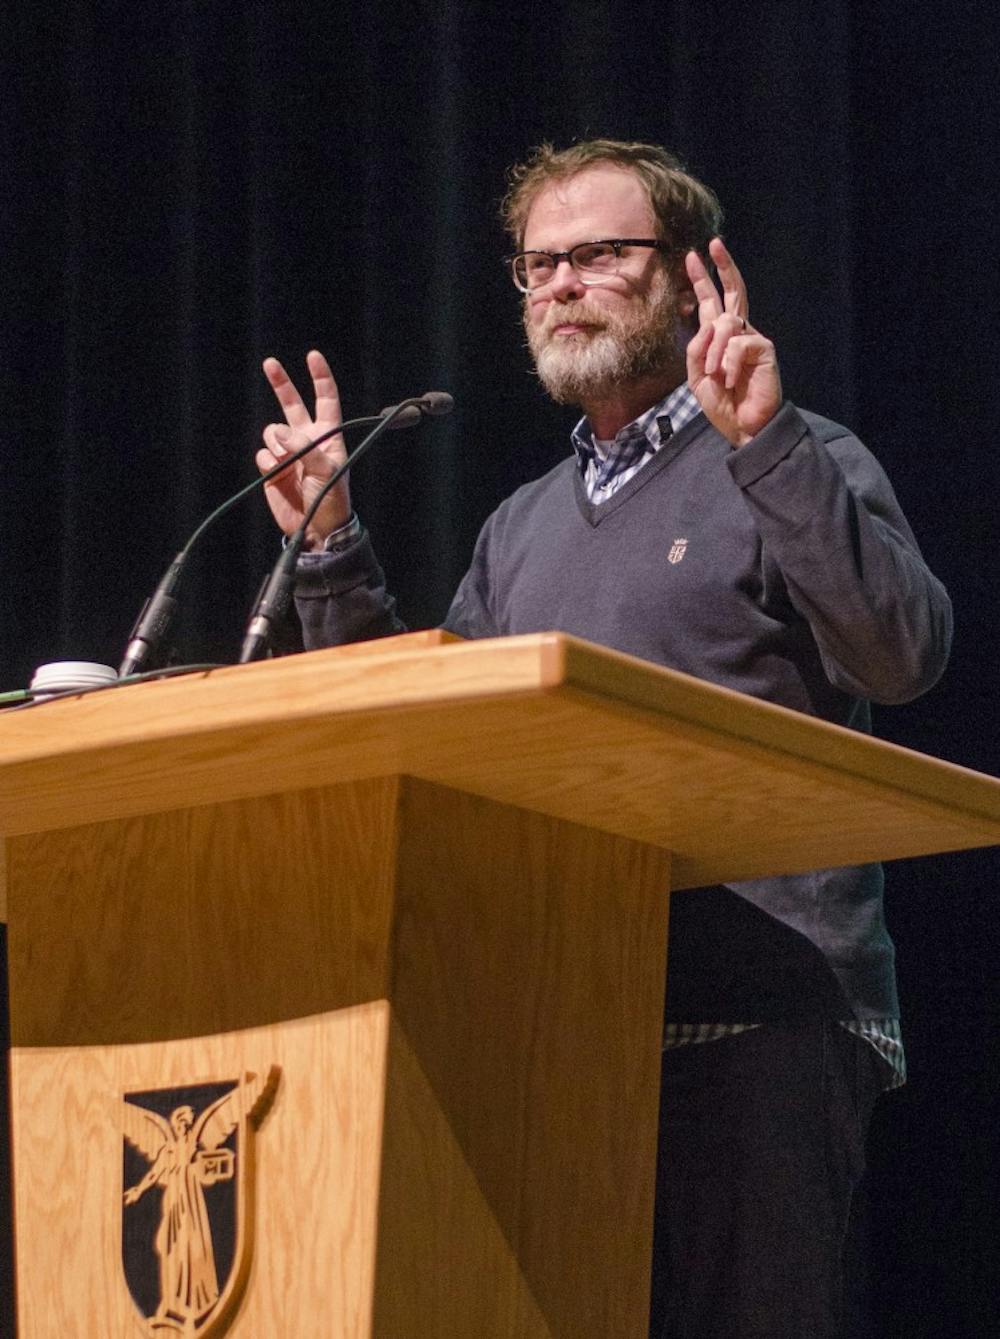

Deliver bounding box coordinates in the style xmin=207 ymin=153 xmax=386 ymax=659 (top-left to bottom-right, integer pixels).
xmin=296 ymin=402 xmax=952 ymax=1021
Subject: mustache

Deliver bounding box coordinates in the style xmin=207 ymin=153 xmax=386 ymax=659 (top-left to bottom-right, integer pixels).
xmin=536 ymin=300 xmax=609 ymax=336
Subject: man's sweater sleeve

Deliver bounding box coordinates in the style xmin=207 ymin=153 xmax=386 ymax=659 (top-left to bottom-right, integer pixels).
xmin=727 ymin=402 xmax=952 ymax=704
xmin=292 ymin=510 xmax=503 ymax=649
xmin=294 ymin=529 xmax=405 ymax=648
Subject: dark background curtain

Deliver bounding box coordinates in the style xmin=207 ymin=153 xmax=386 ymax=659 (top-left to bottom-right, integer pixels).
xmin=3 ymin=2 xmax=998 ymax=1334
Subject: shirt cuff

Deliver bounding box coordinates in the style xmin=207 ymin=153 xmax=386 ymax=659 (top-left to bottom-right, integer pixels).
xmin=283 ymin=513 xmax=362 ymax=555
xmin=320 ymin=513 xmax=362 ymax=552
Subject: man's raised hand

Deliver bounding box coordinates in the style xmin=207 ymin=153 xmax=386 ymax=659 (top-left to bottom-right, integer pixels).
xmin=685 ymin=239 xmax=781 ymax=447
xmin=257 ymin=350 xmax=350 ymax=549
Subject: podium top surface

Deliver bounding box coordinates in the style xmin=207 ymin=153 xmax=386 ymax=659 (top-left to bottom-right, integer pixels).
xmin=0 ymin=630 xmax=997 ymax=891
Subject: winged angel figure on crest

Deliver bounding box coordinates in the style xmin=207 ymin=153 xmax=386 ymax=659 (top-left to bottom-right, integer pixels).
xmin=123 ymin=1069 xmax=278 ymax=1334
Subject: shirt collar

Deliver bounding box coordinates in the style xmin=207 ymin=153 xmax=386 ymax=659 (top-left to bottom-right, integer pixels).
xmin=571 ymin=383 xmax=701 ymax=468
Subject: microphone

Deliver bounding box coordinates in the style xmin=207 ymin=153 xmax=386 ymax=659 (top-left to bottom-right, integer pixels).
xmin=377 ymin=392 xmax=452 ymax=427
xmin=409 ymin=391 xmax=454 ymax=417
xmin=118 ymin=399 xmax=438 ymax=677
xmin=237 ymin=392 xmax=453 ymax=664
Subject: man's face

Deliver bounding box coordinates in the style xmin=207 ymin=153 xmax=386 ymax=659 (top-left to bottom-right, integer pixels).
xmin=520 ymin=165 xmax=687 ymax=406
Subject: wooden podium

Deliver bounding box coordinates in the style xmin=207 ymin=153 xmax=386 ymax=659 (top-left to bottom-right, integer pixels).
xmin=1 ymin=631 xmax=998 ymax=1337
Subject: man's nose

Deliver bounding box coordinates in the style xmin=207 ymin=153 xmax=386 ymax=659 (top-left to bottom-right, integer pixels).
xmin=547 ymin=258 xmax=586 ymax=301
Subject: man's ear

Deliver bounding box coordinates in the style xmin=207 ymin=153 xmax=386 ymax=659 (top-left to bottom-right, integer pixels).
xmin=670 ymin=253 xmax=698 ymax=320
xmin=676 ymin=284 xmax=697 ymax=321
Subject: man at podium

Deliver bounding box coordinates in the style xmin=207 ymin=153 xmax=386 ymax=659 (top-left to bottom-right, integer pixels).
xmin=256 ymin=140 xmax=951 ymax=1339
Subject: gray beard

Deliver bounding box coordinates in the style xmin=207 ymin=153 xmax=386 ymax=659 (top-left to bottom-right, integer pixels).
xmin=525 ymin=278 xmax=680 ymax=406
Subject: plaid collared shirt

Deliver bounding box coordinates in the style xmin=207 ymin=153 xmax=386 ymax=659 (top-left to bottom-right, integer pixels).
xmin=572 ymin=383 xmax=702 ymax=502
xmin=569 ymin=384 xmax=905 ymax=1088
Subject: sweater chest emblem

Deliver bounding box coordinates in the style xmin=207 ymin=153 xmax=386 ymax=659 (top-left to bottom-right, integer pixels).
xmin=667 ymin=538 xmax=689 ymax=565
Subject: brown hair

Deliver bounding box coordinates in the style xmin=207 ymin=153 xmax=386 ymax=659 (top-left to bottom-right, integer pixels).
xmin=501 ymin=139 xmax=723 ymax=255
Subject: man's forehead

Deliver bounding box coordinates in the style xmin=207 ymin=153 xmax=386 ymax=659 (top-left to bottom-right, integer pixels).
xmin=523 ymin=164 xmax=654 ymax=244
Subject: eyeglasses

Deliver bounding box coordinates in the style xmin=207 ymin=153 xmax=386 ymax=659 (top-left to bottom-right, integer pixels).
xmin=506 ymin=239 xmax=670 ymax=292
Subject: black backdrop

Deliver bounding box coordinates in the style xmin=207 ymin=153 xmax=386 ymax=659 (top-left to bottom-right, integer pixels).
xmin=3 ymin=3 xmax=998 ymax=1334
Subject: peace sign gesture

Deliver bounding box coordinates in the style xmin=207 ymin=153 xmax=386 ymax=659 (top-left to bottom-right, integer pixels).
xmin=685 ymin=238 xmax=782 ymax=447
xmin=256 ymin=349 xmax=351 ymax=549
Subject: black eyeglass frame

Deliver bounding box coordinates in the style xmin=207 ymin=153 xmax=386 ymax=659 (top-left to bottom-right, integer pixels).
xmin=505 ymin=238 xmax=673 ymax=292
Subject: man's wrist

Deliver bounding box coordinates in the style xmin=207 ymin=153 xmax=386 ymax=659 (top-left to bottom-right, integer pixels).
xmin=287 ymin=512 xmax=362 ymax=555
xmin=316 ymin=512 xmax=362 ymax=553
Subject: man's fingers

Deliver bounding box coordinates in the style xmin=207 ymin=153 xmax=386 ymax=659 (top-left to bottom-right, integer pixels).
xmin=684 ymin=248 xmax=709 ymax=287
xmin=266 ymin=465 xmax=306 ymax=511
xmin=685 ymin=249 xmax=722 ymax=325
xmin=262 ymin=356 xmax=313 ymax=429
xmin=708 ymin=238 xmax=749 ymax=318
xmin=261 ymin=421 xmax=309 ymax=461
xmin=704 ymin=325 xmax=727 ymax=376
xmin=685 ymin=318 xmax=712 ymax=379
xmin=703 ymin=315 xmax=748 ymax=376
xmin=722 ymin=336 xmax=755 ymax=390
xmin=263 ymin=350 xmax=342 ymax=432
xmin=255 ymin=445 xmax=278 ymax=476
xmin=306 ymin=349 xmax=341 ymax=425
xmin=688 ymin=239 xmax=750 ymax=325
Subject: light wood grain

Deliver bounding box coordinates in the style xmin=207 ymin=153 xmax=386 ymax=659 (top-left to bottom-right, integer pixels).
xmin=374 ymin=1014 xmax=553 ymax=1337
xmin=6 ymin=633 xmax=997 ymax=1333
xmin=11 ymin=1003 xmax=391 ymax=1337
xmin=6 ymin=778 xmax=401 ymax=1048
xmin=0 ymin=633 xmax=997 ymax=907
xmin=9 ymin=777 xmax=670 ymax=1336
xmin=374 ymin=780 xmax=671 ymax=1337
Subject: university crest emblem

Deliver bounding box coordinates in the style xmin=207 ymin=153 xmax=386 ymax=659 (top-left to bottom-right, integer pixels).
xmin=122 ymin=1067 xmax=280 ymax=1337
xmin=668 ymin=538 xmax=689 ymax=564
